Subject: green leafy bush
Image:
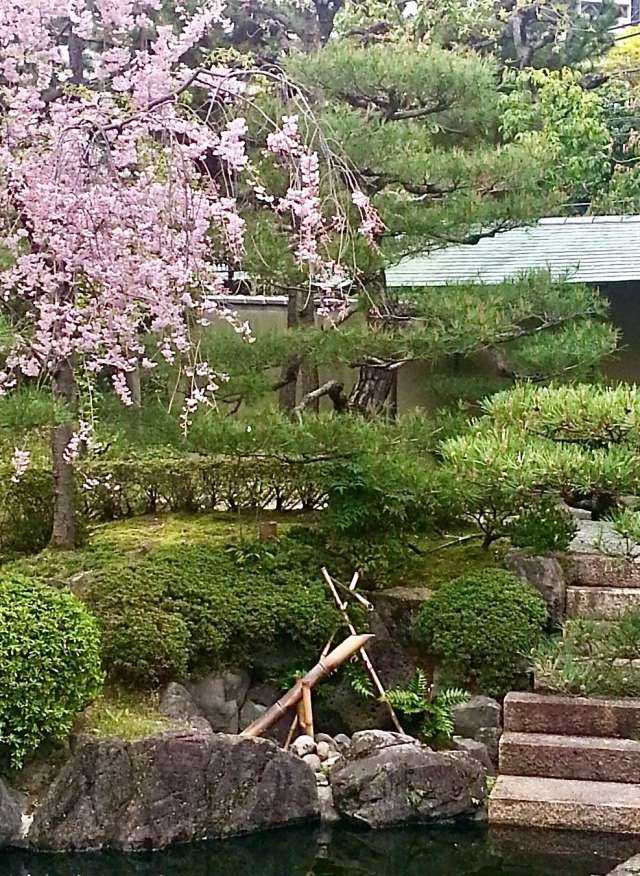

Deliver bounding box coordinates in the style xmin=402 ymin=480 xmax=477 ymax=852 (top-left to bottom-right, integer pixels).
xmin=533 ymin=612 xmax=640 ymax=696
xmin=0 ymin=469 xmax=53 ymax=554
xmin=0 ymin=574 xmax=103 ymax=767
xmin=85 ymin=536 xmax=340 ymax=686
xmin=508 ymin=500 xmax=578 ymax=554
xmin=415 ymin=569 xmax=547 ymax=695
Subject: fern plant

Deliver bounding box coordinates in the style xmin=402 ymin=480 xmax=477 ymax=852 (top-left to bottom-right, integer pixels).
xmin=382 ymin=669 xmax=468 ymax=744
xmin=344 ymin=661 xmax=376 ymax=700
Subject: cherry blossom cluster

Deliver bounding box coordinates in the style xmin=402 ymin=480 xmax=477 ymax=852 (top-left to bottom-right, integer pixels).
xmin=0 ymin=0 xmax=382 ymax=453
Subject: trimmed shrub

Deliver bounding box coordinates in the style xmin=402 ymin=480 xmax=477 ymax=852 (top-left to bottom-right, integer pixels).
xmin=0 ymin=574 xmax=103 ymax=767
xmin=85 ymin=536 xmax=340 ymax=686
xmin=415 ymin=569 xmax=547 ymax=696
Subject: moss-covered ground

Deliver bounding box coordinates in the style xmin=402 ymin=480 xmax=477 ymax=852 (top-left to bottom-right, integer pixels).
xmin=5 ymin=511 xmax=499 ymax=591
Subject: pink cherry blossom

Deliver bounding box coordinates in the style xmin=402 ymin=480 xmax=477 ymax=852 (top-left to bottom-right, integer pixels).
xmin=0 ymin=0 xmax=381 ymax=451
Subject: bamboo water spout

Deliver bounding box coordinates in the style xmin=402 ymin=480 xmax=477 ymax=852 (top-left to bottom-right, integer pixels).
xmin=240 ymin=633 xmax=373 ymax=738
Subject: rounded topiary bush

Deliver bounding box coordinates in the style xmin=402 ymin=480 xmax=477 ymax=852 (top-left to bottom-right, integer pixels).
xmin=0 ymin=574 xmax=103 ymax=767
xmin=414 ymin=569 xmax=547 ymax=696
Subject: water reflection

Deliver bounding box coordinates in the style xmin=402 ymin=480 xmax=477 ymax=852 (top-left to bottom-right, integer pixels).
xmin=2 ymin=824 xmax=638 ymax=876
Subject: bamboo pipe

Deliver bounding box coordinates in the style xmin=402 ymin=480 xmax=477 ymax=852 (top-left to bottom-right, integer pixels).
xmin=241 ymin=633 xmax=374 ymax=738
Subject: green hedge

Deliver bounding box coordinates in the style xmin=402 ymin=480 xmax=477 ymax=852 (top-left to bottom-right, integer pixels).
xmin=0 ymin=455 xmax=328 ymax=554
xmin=85 ymin=535 xmax=341 ymax=686
xmin=80 ymin=455 xmax=328 ymax=518
xmin=0 ymin=574 xmax=103 ymax=767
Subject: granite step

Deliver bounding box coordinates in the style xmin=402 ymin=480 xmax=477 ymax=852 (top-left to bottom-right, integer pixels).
xmin=489 ymin=776 xmax=640 ymax=834
xmin=500 ymin=732 xmax=640 ymax=784
xmin=503 ymin=692 xmax=640 ymax=738
xmin=564 ymin=553 xmax=640 ymax=589
xmin=566 ymin=586 xmax=640 ymax=620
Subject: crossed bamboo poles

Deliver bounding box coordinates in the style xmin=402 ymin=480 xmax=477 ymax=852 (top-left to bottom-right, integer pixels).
xmin=241 ymin=567 xmax=403 ymax=741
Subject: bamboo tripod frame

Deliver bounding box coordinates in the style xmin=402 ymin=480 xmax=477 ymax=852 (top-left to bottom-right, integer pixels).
xmin=321 ymin=567 xmax=404 ymax=735
xmin=240 ymin=567 xmax=404 ymax=741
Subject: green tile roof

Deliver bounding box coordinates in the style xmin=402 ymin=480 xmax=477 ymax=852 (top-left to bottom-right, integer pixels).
xmin=385 ymin=216 xmax=640 ymax=287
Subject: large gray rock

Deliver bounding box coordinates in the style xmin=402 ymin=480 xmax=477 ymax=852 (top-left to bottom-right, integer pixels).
xmin=329 ymin=731 xmax=486 ymax=828
xmin=371 ymin=589 xmax=432 ymax=643
xmin=474 ymin=726 xmax=502 ymax=769
xmin=0 ymin=780 xmax=22 ymax=848
xmin=451 ymin=737 xmax=495 ymax=775
xmin=452 ymin=696 xmax=502 ymax=738
xmin=186 ymin=671 xmax=250 ymax=734
xmin=504 ymin=549 xmax=565 ymax=626
xmin=239 ymin=700 xmax=267 ymax=731
xmin=610 ymin=854 xmax=640 ymax=875
xmin=28 ymin=731 xmax=319 ymax=852
xmin=159 ymin=683 xmax=199 ymax=721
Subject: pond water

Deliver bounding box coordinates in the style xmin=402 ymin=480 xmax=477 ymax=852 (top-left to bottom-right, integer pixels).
xmin=2 ymin=824 xmax=638 ymax=876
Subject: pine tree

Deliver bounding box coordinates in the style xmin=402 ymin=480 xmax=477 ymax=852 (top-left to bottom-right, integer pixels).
xmin=209 ymin=39 xmax=619 ymax=415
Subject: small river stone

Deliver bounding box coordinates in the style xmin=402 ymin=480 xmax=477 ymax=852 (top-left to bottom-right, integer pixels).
xmin=291 ymin=735 xmax=316 ymax=758
xmin=334 ymin=734 xmax=351 ymax=753
xmin=303 ymin=753 xmax=322 ymax=772
xmin=316 ymin=741 xmax=333 ymax=761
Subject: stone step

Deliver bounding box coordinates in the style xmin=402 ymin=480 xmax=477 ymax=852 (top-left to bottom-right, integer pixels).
xmin=489 ymin=776 xmax=640 ymax=834
xmin=503 ymin=692 xmax=640 ymax=738
xmin=566 ymin=586 xmax=640 ymax=620
xmin=563 ymin=553 xmax=640 ymax=589
xmin=500 ymin=732 xmax=640 ymax=784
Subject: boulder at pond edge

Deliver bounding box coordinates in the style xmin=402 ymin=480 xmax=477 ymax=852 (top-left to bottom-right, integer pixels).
xmin=0 ymin=779 xmax=22 ymax=848
xmin=28 ymin=730 xmax=319 ymax=852
xmin=329 ymin=730 xmax=486 ymax=829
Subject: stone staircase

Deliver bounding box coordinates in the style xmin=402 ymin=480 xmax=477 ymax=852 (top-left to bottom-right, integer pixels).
xmin=489 ymin=692 xmax=640 ymax=834
xmin=565 ymin=549 xmax=640 ymax=621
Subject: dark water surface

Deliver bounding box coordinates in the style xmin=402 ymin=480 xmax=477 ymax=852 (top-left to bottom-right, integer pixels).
xmin=1 ymin=824 xmax=639 ymax=876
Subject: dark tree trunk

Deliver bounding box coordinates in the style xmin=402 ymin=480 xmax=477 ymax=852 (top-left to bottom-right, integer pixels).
xmin=278 ymin=287 xmax=319 ymax=412
xmin=314 ymin=0 xmax=342 ymax=42
xmin=125 ymin=367 xmax=142 ymax=407
xmin=299 ymin=290 xmax=320 ymax=412
xmin=348 ymin=272 xmax=398 ymax=417
xmin=349 ymin=365 xmax=396 ymax=416
xmin=68 ymin=32 xmax=85 ymax=84
xmin=278 ymin=290 xmax=301 ymax=411
xmin=50 ymin=359 xmax=77 ymax=549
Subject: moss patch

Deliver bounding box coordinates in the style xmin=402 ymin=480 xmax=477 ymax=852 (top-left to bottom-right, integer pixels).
xmin=76 ymin=687 xmax=173 ymax=740
xmin=410 ymin=534 xmax=503 ymax=590
xmin=4 ymin=511 xmax=316 ymax=580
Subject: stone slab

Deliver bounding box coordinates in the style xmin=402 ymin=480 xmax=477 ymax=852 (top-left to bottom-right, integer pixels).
xmin=563 ymin=553 xmax=640 ymax=589
xmin=566 ymin=587 xmax=640 ymax=620
xmin=569 ymin=521 xmax=633 ymax=556
xmin=503 ymin=692 xmax=640 ymax=739
xmin=489 ymin=775 xmax=640 ymax=834
xmin=500 ymin=732 xmax=640 ymax=784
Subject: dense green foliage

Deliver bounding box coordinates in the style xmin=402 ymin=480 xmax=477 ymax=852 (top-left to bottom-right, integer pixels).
xmin=440 ymin=384 xmax=640 ymax=544
xmin=415 ymin=569 xmax=547 ymax=695
xmin=533 ymin=612 xmax=640 ymax=696
xmin=507 ymin=500 xmax=578 ymax=555
xmin=0 ymin=574 xmax=103 ymax=767
xmin=83 ymin=533 xmax=341 ymax=686
xmin=382 ymin=670 xmax=469 ymax=744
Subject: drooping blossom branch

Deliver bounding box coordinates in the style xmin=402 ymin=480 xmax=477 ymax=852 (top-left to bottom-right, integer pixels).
xmin=0 ymin=0 xmax=382 ymax=458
